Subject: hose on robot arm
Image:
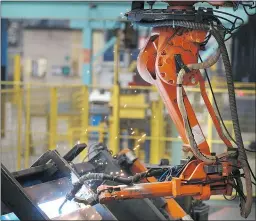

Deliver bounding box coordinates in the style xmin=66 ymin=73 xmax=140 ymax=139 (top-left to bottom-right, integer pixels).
xmin=177 ymin=48 xmax=221 ymax=165
xmin=64 ymin=169 xmax=166 ymax=202
xmin=135 ymin=20 xmax=252 ymax=218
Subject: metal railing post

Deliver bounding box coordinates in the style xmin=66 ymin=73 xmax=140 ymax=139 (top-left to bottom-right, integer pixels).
xmin=49 ymin=87 xmax=57 ymax=150
xmin=109 ymin=36 xmax=120 ymax=154
xmin=14 ymin=55 xmax=22 ymax=170
xmin=13 ymin=55 xmax=21 ymax=104
xmin=150 ymin=95 xmax=165 ymax=164
xmin=80 ymin=86 xmax=89 ymax=160
xmin=16 ymin=89 xmax=23 ymax=170
xmin=25 ymin=84 xmax=31 ymax=168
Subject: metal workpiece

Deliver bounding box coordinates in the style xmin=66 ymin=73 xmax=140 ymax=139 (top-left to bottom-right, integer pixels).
xmin=63 ymin=143 xmax=87 ymax=162
xmin=1 ymin=164 xmax=49 ymax=220
xmin=24 ymin=177 xmax=73 ymax=204
xmin=52 ymin=206 xmax=102 ymax=220
xmin=31 ymin=149 xmax=81 ymax=179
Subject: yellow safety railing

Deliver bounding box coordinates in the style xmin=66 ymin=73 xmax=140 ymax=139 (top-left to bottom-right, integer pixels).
xmin=1 ymin=54 xmax=255 ymax=178
xmin=1 ymin=81 xmax=255 ymax=169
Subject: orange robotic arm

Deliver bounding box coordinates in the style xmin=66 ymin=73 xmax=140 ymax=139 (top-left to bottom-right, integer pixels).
xmin=63 ymin=2 xmax=253 ymax=220
xmin=96 ymin=1 xmax=253 ymax=219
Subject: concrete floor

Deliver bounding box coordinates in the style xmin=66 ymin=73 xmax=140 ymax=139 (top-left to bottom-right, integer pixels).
xmin=207 ymin=199 xmax=256 ymax=220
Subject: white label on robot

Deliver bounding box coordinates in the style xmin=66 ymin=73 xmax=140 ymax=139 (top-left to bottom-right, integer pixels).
xmin=192 ymin=125 xmax=205 ymax=145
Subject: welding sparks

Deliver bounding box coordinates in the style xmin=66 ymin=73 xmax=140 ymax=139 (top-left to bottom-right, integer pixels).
xmin=115 ymin=136 xmax=118 ymax=139
xmin=142 ymin=134 xmax=146 ymax=137
xmin=124 ymin=104 xmax=127 ymax=108
xmin=138 ymin=139 xmax=141 ymax=142
xmin=131 ymin=131 xmax=135 ymax=135
xmin=133 ymin=145 xmax=140 ymax=150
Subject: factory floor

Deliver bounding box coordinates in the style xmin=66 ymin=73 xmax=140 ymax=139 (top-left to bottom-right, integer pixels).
xmin=207 ymin=199 xmax=256 ymax=220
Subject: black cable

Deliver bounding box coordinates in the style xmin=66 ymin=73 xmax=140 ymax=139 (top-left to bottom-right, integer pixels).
xmin=199 ymin=55 xmax=256 ymax=183
xmin=229 ymin=182 xmax=246 ymax=201
xmin=201 ymin=32 xmax=212 ymax=46
xmin=212 ymin=10 xmax=244 ymax=25
xmin=248 ymin=164 xmax=256 ymax=182
xmin=82 ymin=147 xmax=103 ymax=162
xmin=199 ymin=55 xmax=238 ymax=146
xmin=145 ymin=168 xmax=154 ymax=182
xmin=240 ymin=1 xmax=256 ymax=8
xmin=243 ymin=5 xmax=256 ymax=16
xmin=223 ymin=187 xmax=238 ymax=201
xmin=209 ymin=11 xmax=244 ymax=42
xmin=245 ymin=148 xmax=256 ymax=152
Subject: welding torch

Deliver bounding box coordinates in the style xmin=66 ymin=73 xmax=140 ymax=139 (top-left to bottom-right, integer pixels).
xmin=59 ymin=168 xmax=169 ymax=213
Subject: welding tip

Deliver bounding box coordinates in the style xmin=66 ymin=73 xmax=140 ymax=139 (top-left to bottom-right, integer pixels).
xmin=58 ymin=198 xmax=68 ymax=214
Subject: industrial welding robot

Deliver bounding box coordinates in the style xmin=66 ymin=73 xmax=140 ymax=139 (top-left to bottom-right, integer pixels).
xmin=1 ymin=143 xmax=205 ymax=220
xmin=1 ymin=1 xmax=256 ymax=220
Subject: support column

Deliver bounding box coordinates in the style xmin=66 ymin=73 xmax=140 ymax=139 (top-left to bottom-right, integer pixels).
xmin=82 ymin=25 xmax=92 ymax=85
xmin=109 ymin=37 xmax=120 ymax=155
xmin=49 ymin=87 xmax=57 ymax=150
xmin=150 ymin=98 xmax=165 ymax=164
xmin=171 ymin=123 xmax=182 ymax=165
xmin=25 ymin=84 xmax=31 ymax=168
xmin=80 ymin=86 xmax=89 ymax=160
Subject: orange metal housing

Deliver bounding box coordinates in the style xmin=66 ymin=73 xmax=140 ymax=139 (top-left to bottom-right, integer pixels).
xmin=97 ymin=23 xmax=235 ymax=218
xmin=137 ymin=26 xmax=233 ymax=155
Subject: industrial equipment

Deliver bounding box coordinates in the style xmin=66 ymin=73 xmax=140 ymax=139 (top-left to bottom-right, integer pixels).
xmin=1 ymin=143 xmax=207 ymax=220
xmin=63 ymin=1 xmax=256 ymax=220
